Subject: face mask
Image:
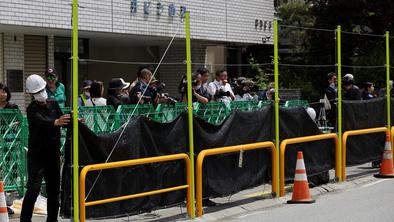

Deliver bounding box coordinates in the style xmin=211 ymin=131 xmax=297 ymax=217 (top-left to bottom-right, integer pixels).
xmin=34 ymin=90 xmax=48 ymax=102
xmin=84 ymin=92 xmax=90 ymax=98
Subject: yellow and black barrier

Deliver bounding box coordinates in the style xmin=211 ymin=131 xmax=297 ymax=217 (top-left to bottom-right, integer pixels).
xmin=195 ymin=141 xmax=277 ymax=217
xmin=342 ymin=127 xmax=388 ymax=180
xmin=79 ymin=153 xmax=192 ymax=222
xmin=280 ymin=133 xmax=340 ymax=197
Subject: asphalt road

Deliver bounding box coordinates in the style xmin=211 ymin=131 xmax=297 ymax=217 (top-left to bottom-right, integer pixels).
xmin=223 ymin=178 xmax=394 ymax=222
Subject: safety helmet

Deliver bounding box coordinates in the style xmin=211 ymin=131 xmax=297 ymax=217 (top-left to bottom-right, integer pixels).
xmin=26 ymin=74 xmax=46 ymax=94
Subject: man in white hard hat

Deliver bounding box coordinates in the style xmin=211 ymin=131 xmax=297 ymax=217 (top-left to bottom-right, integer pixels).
xmin=21 ymin=74 xmax=70 ymax=222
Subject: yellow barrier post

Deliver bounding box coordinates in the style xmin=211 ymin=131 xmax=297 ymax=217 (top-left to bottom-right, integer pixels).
xmin=279 ymin=133 xmax=339 ymax=197
xmin=342 ymin=127 xmax=388 ymax=180
xmin=79 ymin=154 xmax=191 ymax=222
xmin=195 ymin=142 xmax=277 ymax=217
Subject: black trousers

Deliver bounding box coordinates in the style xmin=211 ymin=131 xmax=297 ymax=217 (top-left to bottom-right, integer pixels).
xmin=20 ymin=153 xmax=60 ymax=222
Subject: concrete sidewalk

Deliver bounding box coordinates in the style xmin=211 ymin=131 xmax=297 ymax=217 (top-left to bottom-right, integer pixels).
xmin=9 ymin=164 xmax=380 ymax=222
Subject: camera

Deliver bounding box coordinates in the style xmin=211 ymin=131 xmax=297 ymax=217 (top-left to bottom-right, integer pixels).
xmin=178 ymin=74 xmax=198 ymax=94
xmin=214 ymin=88 xmax=231 ymax=99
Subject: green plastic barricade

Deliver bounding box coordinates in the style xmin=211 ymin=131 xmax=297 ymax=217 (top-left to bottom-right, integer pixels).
xmin=0 ymin=109 xmax=27 ymax=195
xmin=196 ymin=102 xmax=231 ymax=125
xmin=116 ymin=104 xmax=155 ymax=125
xmin=79 ymin=106 xmax=118 ymax=134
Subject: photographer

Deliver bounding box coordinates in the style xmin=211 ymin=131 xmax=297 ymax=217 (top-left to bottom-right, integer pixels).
xmin=235 ymin=78 xmax=258 ymax=101
xmin=207 ymin=69 xmax=235 ymax=102
xmin=179 ymin=73 xmax=209 ymax=104
xmin=129 ymin=68 xmax=158 ymax=104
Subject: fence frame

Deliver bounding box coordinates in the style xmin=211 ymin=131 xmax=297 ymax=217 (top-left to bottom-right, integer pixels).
xmin=280 ymin=133 xmax=340 ymax=197
xmin=342 ymin=127 xmax=388 ymax=180
xmin=195 ymin=141 xmax=277 ymax=217
xmin=79 ymin=153 xmax=192 ymax=222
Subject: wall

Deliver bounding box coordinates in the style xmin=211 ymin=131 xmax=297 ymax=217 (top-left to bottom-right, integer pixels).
xmin=87 ymin=43 xmax=158 ymax=93
xmin=0 ymin=33 xmax=3 ymax=82
xmin=3 ymin=33 xmax=25 ymax=112
xmin=0 ymin=0 xmax=274 ymax=44
xmin=159 ymin=42 xmax=206 ymax=97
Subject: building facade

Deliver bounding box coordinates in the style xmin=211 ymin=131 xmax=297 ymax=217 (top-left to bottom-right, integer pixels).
xmin=0 ymin=0 xmax=274 ymax=111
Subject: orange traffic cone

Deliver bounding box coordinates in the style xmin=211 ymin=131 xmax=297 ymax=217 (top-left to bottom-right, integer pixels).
xmin=374 ymin=133 xmax=394 ymax=178
xmin=287 ymin=151 xmax=315 ymax=204
xmin=0 ymin=181 xmax=9 ymax=222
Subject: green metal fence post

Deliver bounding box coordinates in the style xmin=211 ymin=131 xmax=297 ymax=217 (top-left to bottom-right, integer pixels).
xmin=273 ymin=19 xmax=280 ymax=195
xmin=72 ymin=0 xmax=80 ymax=220
xmin=386 ymin=31 xmax=390 ymax=131
xmin=185 ymin=12 xmax=196 ymax=218
xmin=337 ymin=25 xmax=343 ymax=182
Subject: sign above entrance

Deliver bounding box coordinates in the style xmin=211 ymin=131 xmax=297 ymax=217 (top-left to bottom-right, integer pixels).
xmin=130 ymin=0 xmax=186 ymax=17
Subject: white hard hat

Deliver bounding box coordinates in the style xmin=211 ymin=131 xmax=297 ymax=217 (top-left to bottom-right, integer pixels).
xmin=306 ymin=107 xmax=316 ymax=121
xmin=26 ymin=74 xmax=46 ymax=94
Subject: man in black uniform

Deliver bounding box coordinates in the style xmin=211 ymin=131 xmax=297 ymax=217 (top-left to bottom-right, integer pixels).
xmin=21 ymin=74 xmax=70 ymax=222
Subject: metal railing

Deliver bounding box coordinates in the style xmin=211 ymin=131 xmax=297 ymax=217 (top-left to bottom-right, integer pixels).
xmin=342 ymin=127 xmax=388 ymax=180
xmin=195 ymin=141 xmax=277 ymax=217
xmin=280 ymin=133 xmax=340 ymax=197
xmin=79 ymin=153 xmax=192 ymax=222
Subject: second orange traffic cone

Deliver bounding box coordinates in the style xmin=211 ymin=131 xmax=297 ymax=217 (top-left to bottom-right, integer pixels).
xmin=374 ymin=133 xmax=394 ymax=178
xmin=287 ymin=151 xmax=315 ymax=204
xmin=0 ymin=181 xmax=9 ymax=222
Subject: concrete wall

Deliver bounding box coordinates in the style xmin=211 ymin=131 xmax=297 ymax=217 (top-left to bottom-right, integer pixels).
xmin=0 ymin=0 xmax=274 ymax=44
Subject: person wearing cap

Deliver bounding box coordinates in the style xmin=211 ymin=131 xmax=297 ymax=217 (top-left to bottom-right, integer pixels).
xmin=342 ymin=73 xmax=361 ymax=100
xmin=45 ymin=67 xmax=66 ymax=107
xmin=107 ymin=78 xmax=129 ymax=109
xmin=129 ymin=69 xmax=158 ymax=104
xmin=78 ymin=80 xmax=92 ymax=106
xmin=21 ymin=74 xmax=70 ymax=222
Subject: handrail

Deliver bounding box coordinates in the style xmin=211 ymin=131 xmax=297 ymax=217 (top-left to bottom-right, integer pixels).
xmin=196 ymin=141 xmax=277 ymax=217
xmin=280 ymin=133 xmax=340 ymax=197
xmin=79 ymin=153 xmax=192 ymax=222
xmin=342 ymin=127 xmax=388 ymax=180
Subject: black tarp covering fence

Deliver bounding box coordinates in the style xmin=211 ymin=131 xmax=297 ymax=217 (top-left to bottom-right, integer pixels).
xmin=343 ymin=98 xmax=387 ymax=166
xmin=61 ymin=99 xmax=386 ymax=218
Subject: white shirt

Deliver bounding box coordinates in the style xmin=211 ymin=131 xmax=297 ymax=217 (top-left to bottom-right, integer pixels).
xmin=84 ymin=97 xmax=107 ymax=107
xmin=207 ymin=80 xmax=234 ymax=102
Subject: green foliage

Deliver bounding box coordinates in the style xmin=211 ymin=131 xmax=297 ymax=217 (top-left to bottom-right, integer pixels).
xmin=247 ymin=56 xmax=269 ymax=89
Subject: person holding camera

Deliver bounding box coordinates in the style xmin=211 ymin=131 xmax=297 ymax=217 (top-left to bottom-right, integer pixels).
xmin=179 ymin=72 xmax=209 ymax=104
xmin=207 ymin=69 xmax=235 ymax=102
xmin=129 ymin=68 xmax=158 ymax=104
xmin=234 ymin=77 xmax=258 ymax=101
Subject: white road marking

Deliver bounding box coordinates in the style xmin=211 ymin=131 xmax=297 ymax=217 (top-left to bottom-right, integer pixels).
xmin=361 ymin=179 xmax=387 ymax=188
